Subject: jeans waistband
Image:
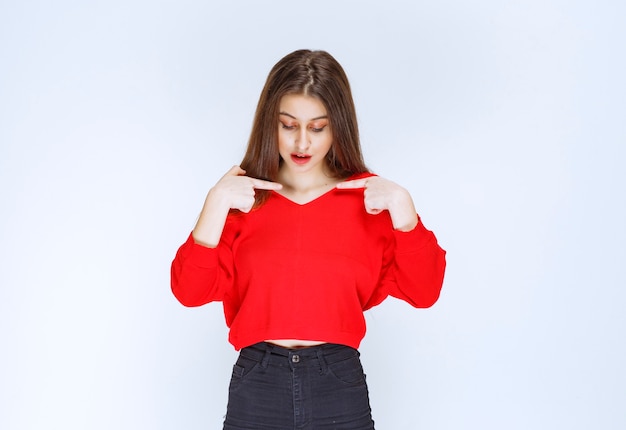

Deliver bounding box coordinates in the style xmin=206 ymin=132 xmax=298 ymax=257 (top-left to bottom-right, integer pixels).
xmin=239 ymin=342 xmax=359 ymax=369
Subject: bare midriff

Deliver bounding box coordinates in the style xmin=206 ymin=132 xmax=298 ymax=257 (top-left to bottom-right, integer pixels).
xmin=265 ymin=339 xmax=327 ymax=349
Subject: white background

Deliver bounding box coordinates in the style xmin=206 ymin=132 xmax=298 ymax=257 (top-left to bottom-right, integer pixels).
xmin=1 ymin=0 xmax=624 ymax=429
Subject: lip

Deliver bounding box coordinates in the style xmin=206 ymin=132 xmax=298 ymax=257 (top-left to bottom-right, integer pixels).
xmin=291 ymin=154 xmax=312 ymax=165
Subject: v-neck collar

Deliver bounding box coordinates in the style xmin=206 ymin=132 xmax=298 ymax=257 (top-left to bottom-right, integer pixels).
xmin=270 ymin=172 xmax=374 ymax=207
xmin=271 ymin=186 xmax=339 ymax=207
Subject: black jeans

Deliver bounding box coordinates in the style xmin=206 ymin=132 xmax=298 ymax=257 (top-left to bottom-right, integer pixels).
xmin=223 ymin=342 xmax=375 ymax=430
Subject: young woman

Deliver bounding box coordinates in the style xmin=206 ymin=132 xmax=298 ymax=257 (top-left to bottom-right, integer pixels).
xmin=171 ymin=49 xmax=446 ymax=429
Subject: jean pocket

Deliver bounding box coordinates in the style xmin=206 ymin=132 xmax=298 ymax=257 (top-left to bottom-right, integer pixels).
xmin=228 ymin=356 xmax=262 ymax=395
xmin=231 ymin=355 xmax=260 ymax=380
xmin=327 ymin=355 xmax=366 ymax=385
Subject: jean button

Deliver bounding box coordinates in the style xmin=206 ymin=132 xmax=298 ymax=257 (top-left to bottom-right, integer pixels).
xmin=291 ymin=354 xmax=300 ymax=363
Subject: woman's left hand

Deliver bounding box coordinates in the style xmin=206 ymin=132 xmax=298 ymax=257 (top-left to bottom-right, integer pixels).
xmin=336 ymin=176 xmax=418 ymax=231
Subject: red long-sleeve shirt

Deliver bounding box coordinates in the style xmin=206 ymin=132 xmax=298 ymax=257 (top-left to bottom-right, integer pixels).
xmin=171 ymin=177 xmax=446 ymax=350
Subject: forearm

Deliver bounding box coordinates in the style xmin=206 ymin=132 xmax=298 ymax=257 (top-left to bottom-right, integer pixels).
xmin=390 ymin=221 xmax=447 ymax=307
xmin=389 ymin=188 xmax=419 ymax=232
xmin=171 ymin=234 xmax=224 ymax=306
xmin=192 ymin=188 xmax=232 ymax=248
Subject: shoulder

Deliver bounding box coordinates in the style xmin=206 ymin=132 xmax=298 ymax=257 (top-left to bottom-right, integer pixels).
xmin=346 ymin=171 xmax=378 ymax=180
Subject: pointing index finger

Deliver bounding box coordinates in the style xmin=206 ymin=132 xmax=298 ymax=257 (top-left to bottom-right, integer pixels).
xmin=336 ymin=178 xmax=368 ymax=189
xmin=251 ymin=178 xmax=283 ymax=190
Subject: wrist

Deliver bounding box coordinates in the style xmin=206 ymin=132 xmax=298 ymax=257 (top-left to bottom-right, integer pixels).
xmin=389 ymin=188 xmax=417 ymax=231
xmin=392 ymin=213 xmax=418 ymax=232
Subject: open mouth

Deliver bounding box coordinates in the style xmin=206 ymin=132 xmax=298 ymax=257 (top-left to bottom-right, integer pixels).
xmin=291 ymin=154 xmax=312 ymax=164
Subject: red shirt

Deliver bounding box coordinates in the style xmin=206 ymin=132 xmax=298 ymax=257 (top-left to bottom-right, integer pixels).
xmin=171 ymin=177 xmax=446 ymax=350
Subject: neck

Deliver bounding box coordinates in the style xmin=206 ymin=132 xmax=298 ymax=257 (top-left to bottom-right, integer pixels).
xmin=278 ymin=166 xmax=333 ymax=193
xmin=277 ymin=165 xmax=340 ymax=204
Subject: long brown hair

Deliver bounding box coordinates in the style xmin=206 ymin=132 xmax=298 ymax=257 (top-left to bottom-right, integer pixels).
xmin=240 ymin=49 xmax=369 ymax=207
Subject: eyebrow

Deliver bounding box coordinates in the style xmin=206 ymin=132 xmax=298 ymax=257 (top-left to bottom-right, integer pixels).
xmin=279 ymin=111 xmax=329 ymax=121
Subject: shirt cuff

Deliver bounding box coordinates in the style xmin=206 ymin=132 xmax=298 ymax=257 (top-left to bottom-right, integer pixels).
xmin=393 ymin=216 xmax=435 ymax=253
xmin=180 ymin=232 xmax=219 ymax=268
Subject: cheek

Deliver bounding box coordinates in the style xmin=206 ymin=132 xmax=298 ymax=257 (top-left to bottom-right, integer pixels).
xmin=277 ymin=132 xmax=289 ymax=151
xmin=319 ymin=135 xmax=333 ymax=152
xmin=277 ymin=129 xmax=287 ymax=146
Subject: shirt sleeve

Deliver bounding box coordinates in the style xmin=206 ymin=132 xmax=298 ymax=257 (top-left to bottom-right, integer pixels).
xmin=366 ymin=216 xmax=447 ymax=310
xmin=170 ymin=218 xmax=238 ymax=307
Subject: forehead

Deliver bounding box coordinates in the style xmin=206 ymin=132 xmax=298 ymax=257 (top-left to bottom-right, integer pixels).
xmin=279 ymin=94 xmax=327 ymax=120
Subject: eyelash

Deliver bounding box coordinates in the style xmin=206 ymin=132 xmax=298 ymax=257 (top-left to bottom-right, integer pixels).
xmin=281 ymin=124 xmax=326 ymax=133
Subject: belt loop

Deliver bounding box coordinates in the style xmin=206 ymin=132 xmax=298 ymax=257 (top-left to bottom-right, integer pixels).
xmin=316 ymin=347 xmax=328 ymax=375
xmin=261 ymin=343 xmax=272 ymax=368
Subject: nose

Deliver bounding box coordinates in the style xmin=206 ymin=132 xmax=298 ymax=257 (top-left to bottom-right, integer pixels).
xmin=295 ymin=128 xmax=310 ymax=152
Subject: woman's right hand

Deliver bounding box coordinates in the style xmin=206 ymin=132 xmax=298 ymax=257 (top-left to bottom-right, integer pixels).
xmin=192 ymin=166 xmax=282 ymax=247
xmin=209 ymin=165 xmax=283 ymax=213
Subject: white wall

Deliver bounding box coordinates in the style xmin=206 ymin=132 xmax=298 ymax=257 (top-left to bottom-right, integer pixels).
xmin=1 ymin=0 xmax=624 ymax=429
